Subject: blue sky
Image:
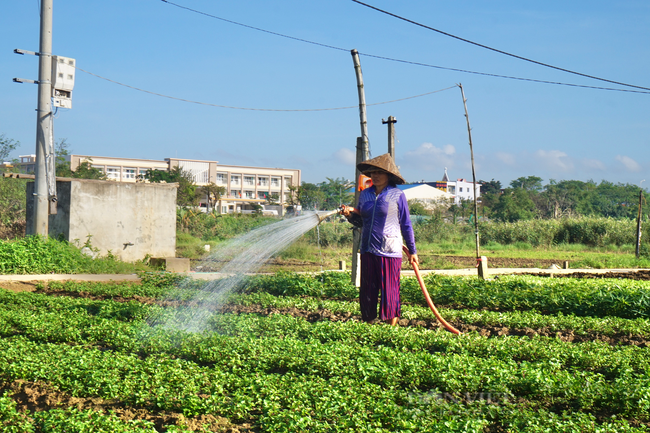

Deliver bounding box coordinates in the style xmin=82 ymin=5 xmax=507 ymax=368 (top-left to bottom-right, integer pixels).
xmin=2 ymin=1 xmax=649 ymax=187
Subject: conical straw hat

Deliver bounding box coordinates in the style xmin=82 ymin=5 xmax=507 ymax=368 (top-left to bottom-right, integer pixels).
xmin=357 ymin=153 xmax=406 ymax=185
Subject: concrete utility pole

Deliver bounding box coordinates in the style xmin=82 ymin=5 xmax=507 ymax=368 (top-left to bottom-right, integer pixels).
xmin=33 ymin=0 xmax=54 ymax=236
xmin=382 ymin=116 xmax=397 ymax=157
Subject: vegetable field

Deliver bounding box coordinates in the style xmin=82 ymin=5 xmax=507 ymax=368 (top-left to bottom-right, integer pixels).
xmin=1 ymin=272 xmax=649 ymax=432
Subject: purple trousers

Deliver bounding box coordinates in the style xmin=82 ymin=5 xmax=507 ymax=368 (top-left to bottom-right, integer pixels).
xmin=360 ymin=253 xmax=402 ymax=321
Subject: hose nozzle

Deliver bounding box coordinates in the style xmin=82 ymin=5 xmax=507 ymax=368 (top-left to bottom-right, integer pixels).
xmin=316 ymin=209 xmax=338 ymax=224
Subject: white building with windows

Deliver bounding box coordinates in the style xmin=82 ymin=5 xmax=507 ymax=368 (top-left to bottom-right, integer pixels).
xmin=417 ymin=167 xmax=481 ymax=205
xmin=66 ymin=155 xmax=300 ymax=214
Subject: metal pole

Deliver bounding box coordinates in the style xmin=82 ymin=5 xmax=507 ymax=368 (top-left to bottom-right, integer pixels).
xmin=33 ymin=0 xmax=54 ymax=236
xmin=351 ymin=50 xmax=369 ymax=160
xmin=459 ymin=84 xmax=482 ymax=272
xmin=382 ymin=116 xmax=397 ymax=157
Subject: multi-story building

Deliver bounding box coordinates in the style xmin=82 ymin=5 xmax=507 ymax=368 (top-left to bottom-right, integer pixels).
xmin=1 ymin=154 xmax=38 ymax=173
xmin=418 ymin=167 xmax=481 ymax=205
xmin=65 ymin=155 xmax=300 ymax=214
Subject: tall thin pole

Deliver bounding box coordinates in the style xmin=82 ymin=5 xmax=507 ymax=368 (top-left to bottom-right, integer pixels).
xmin=382 ymin=116 xmax=397 ymax=157
xmin=459 ymin=84 xmax=480 ymax=261
xmin=636 ymin=189 xmax=643 ymax=258
xmin=351 ymin=50 xmax=370 ymax=287
xmin=351 ymin=50 xmax=369 ymax=160
xmin=351 ymin=137 xmax=363 ymax=287
xmin=33 ymin=0 xmax=54 ymax=236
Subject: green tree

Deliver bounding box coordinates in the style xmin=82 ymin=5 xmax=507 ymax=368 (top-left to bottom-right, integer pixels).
xmin=538 ymin=179 xmax=594 ymax=218
xmin=202 ymin=182 xmax=226 ymax=210
xmin=0 ymin=134 xmax=19 ymax=162
xmin=590 ymin=181 xmax=646 ymax=219
xmin=297 ymin=182 xmax=326 ymax=210
xmin=265 ymin=191 xmax=280 ymax=206
xmin=54 ymin=138 xmax=73 ymax=177
xmin=0 ymin=169 xmax=27 ymax=239
xmin=317 ymin=177 xmax=354 ymax=209
xmin=408 ymin=199 xmax=429 ymax=216
xmin=510 ymin=176 xmax=543 ymax=192
xmin=492 ymin=188 xmax=537 ymax=222
xmin=140 ymin=166 xmax=199 ymax=207
xmin=73 ymin=160 xmax=107 ymax=180
xmin=479 ymin=179 xmax=502 ymax=195
xmin=53 ymin=139 xmax=106 ymax=180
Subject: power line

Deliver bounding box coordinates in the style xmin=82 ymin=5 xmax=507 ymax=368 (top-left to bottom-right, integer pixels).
xmin=160 ymin=0 xmax=348 ymax=53
xmin=75 ymin=66 xmax=456 ymax=111
xmin=358 ymin=53 xmax=650 ymax=94
xmin=160 ymin=0 xmax=650 ymax=95
xmin=351 ymin=0 xmax=650 ymax=92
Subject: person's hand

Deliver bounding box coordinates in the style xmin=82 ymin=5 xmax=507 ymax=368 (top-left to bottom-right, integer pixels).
xmin=339 ymin=205 xmax=353 ymax=217
xmin=409 ymin=253 xmax=419 ymax=268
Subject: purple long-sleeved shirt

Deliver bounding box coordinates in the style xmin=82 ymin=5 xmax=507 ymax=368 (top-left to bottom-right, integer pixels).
xmin=358 ymin=185 xmax=417 ymax=258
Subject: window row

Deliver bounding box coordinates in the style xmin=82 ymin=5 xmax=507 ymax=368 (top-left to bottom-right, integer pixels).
xmin=228 ymin=190 xmax=281 ymax=200
xmin=218 ymin=174 xmax=293 ymax=189
xmin=94 ymin=166 xmax=147 ymax=181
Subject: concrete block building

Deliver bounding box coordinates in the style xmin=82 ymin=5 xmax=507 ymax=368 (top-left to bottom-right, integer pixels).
xmin=66 ymin=155 xmax=301 ymax=214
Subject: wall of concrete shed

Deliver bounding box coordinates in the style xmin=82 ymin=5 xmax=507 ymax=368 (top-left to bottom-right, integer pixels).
xmin=27 ymin=179 xmax=177 ymax=262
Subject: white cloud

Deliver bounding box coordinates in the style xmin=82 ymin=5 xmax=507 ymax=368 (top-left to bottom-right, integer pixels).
xmin=401 ymin=143 xmax=457 ymax=175
xmin=615 ymin=155 xmax=641 ymax=172
xmin=333 ymin=148 xmax=356 ymax=165
xmin=534 ymin=150 xmax=574 ymax=171
xmin=582 ymin=158 xmax=606 ymax=170
xmin=406 ymin=143 xmax=455 ymax=157
xmin=495 ymin=152 xmax=516 ymax=165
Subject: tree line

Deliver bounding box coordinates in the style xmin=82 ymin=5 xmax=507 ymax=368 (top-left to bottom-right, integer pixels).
xmin=479 ymin=176 xmax=648 ymax=222
xmin=292 ymin=175 xmax=648 ymax=223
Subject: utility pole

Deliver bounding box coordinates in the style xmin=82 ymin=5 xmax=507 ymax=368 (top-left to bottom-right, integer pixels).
xmin=351 ymin=50 xmax=369 ymax=161
xmin=33 ymin=0 xmax=54 ymax=236
xmin=382 ymin=116 xmax=397 ymax=157
xmin=350 ymin=49 xmax=370 ymax=287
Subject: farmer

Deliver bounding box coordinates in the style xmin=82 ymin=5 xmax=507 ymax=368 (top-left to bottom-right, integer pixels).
xmin=341 ymin=153 xmax=418 ymax=325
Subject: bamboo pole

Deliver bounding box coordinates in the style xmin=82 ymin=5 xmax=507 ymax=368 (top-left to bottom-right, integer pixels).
xmin=636 ymin=189 xmax=643 ymax=258
xmin=351 ymin=50 xmax=369 ymax=160
xmin=458 ymin=84 xmax=483 ymax=276
xmin=351 ymin=49 xmax=370 ymax=287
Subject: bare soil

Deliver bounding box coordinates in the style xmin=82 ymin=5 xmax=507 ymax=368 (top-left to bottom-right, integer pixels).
xmin=0 ymin=281 xmax=40 ymax=293
xmin=426 ymin=255 xmax=562 ymax=269
xmin=0 ymin=379 xmax=255 ymax=432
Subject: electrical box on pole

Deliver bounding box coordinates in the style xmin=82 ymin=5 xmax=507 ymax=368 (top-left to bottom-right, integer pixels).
xmin=51 ymin=55 xmax=75 ymax=109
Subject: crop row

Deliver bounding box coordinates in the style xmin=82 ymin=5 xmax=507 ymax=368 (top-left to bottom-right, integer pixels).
xmin=228 ymin=291 xmax=650 ymax=337
xmin=2 ymin=276 xmax=650 ymax=432
xmin=1 ymin=323 xmax=648 ymax=433
xmin=39 ymin=271 xmax=650 ymax=321
xmin=0 ymin=394 xmax=165 ymax=433
xmin=242 ymin=271 xmax=650 ymax=319
xmin=22 ymin=278 xmax=650 ymax=338
xmin=1 ymin=290 xmax=650 ymax=413
xmin=1 ymin=289 xmax=649 ymax=376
